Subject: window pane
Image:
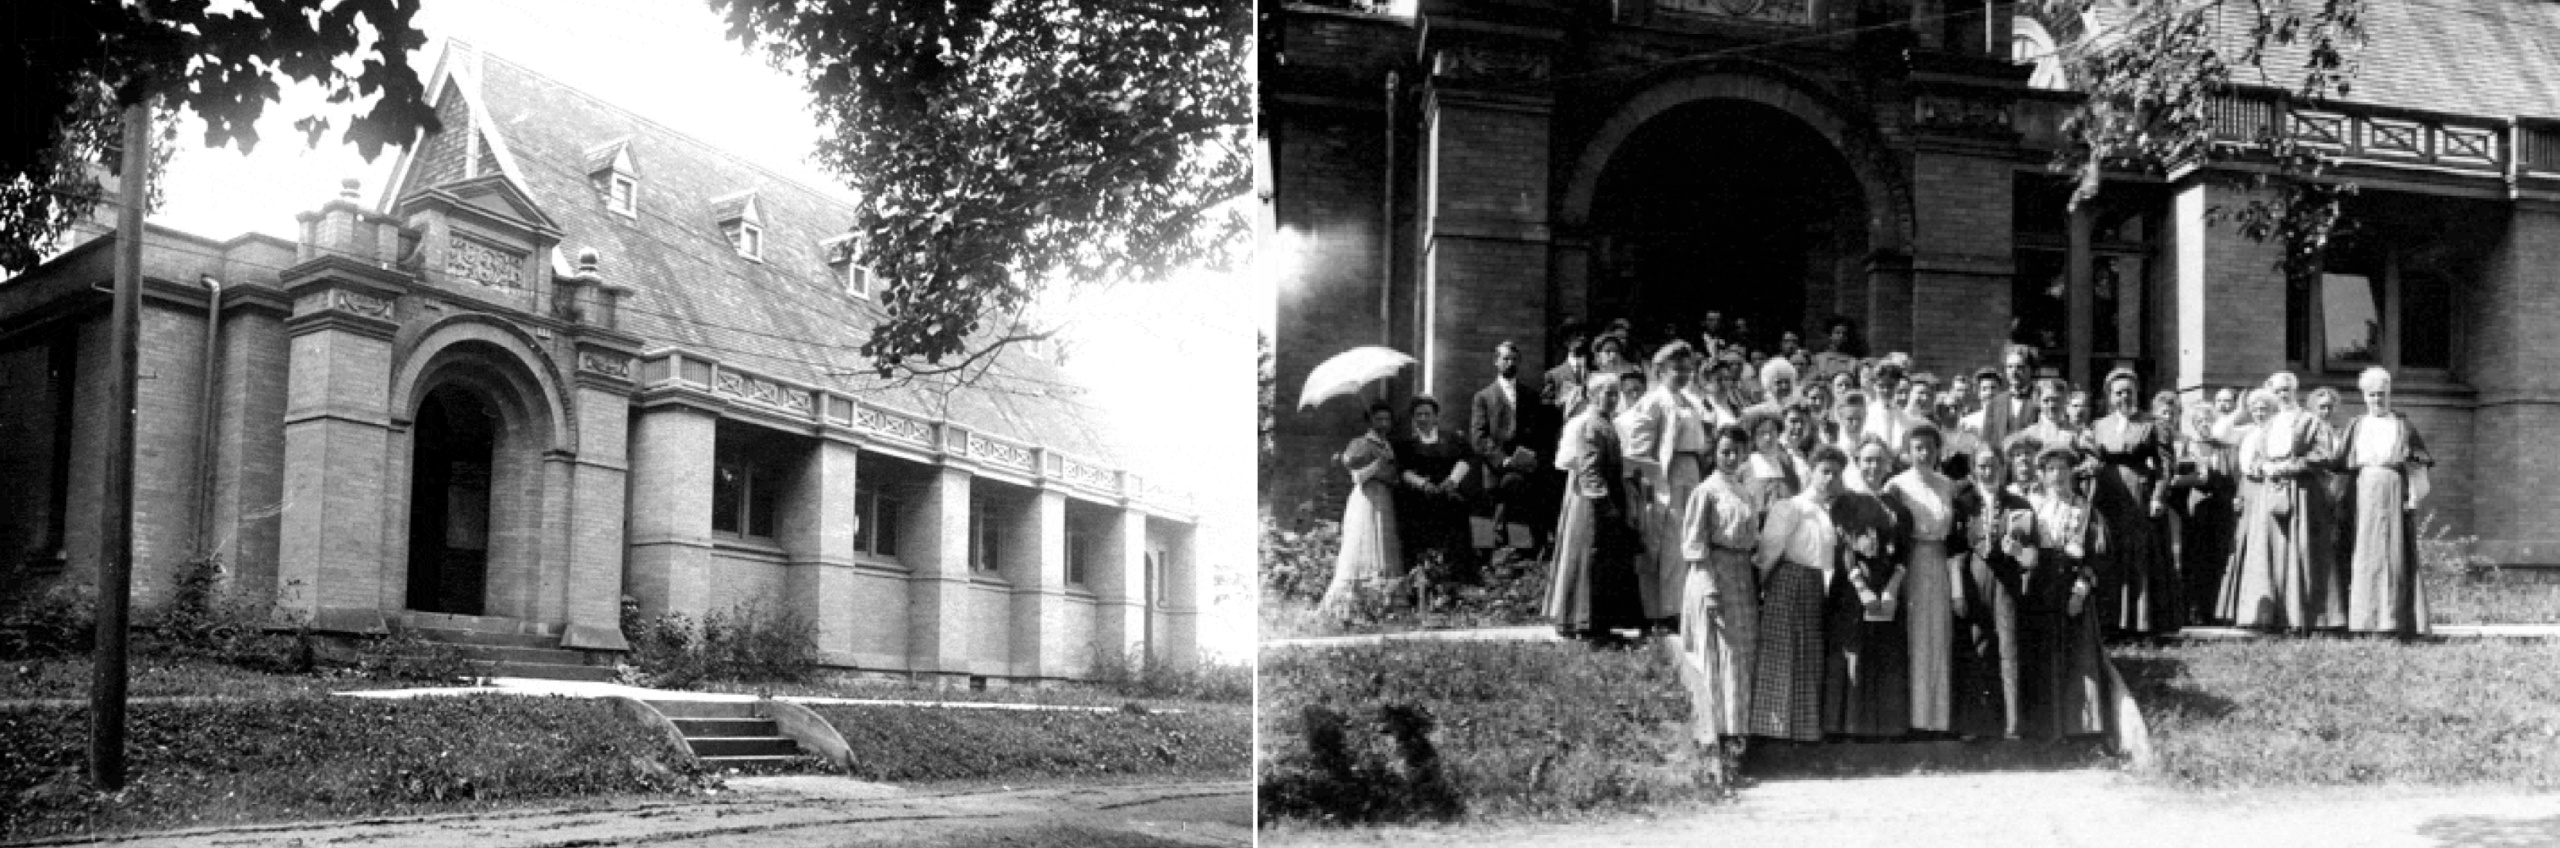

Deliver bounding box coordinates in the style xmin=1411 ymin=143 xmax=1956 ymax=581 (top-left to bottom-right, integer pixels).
xmin=2011 ymin=249 xmax=2068 ymax=363
xmin=2092 ymin=254 xmax=2147 ymax=358
xmin=854 ymin=490 xmax=876 ymax=554
xmin=712 ymin=463 xmax=743 ymax=535
xmin=745 ymin=463 xmax=777 ymax=538
xmin=2319 ymin=273 xmax=2382 ymax=365
xmin=878 ymin=497 xmax=900 ymax=557
xmin=2402 ymin=269 xmax=2453 ymax=369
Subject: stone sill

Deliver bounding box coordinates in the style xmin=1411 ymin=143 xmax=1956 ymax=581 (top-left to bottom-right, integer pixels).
xmin=711 ymin=537 xmax=789 ymax=560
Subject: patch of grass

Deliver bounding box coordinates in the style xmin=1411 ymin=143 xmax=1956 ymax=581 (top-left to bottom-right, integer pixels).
xmin=0 ymin=654 xmax=417 ymax=702
xmin=1257 ymin=640 xmax=1715 ymax=826
xmin=0 ymin=694 xmax=711 ymax=839
xmin=2423 ymin=571 xmax=2560 ymax=625
xmin=808 ymin=703 xmax=1249 ymax=783
xmin=1260 ymin=547 xmax=1554 ymax=640
xmin=2114 ymin=638 xmax=2560 ymax=790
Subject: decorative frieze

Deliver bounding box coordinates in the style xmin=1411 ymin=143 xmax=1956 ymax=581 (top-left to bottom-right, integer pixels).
xmin=966 ymin=433 xmax=1036 ymax=472
xmin=711 ymin=368 xmax=814 ymax=414
xmin=330 ymin=289 xmax=395 ymax=319
xmin=445 ymin=235 xmax=527 ymax=289
xmin=1059 ymin=456 xmax=1116 ymax=492
xmin=1430 ymin=43 xmax=1552 ymax=85
xmin=1913 ymin=92 xmax=2014 ymax=136
xmin=2288 ymin=110 xmax=2349 ymax=149
xmin=577 ymin=351 xmax=633 ymax=379
xmin=852 ymin=403 xmax=935 ymax=445
xmin=1658 ymin=0 xmax=1811 ymax=27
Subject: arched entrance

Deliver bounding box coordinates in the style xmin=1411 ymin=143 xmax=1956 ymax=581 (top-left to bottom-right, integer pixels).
xmin=408 ymin=384 xmax=496 ymax=615
xmin=1585 ymin=98 xmax=1873 ymax=346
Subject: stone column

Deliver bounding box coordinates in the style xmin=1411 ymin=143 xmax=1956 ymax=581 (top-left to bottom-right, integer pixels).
xmin=276 ymin=267 xmax=403 ymax=634
xmin=2466 ymin=203 xmax=2560 ymax=566
xmin=904 ymin=465 xmax=973 ymax=677
xmin=1157 ymin=520 xmax=1202 ymax=665
xmin=1006 ymin=490 xmax=1067 ymax=680
xmin=560 ymin=345 xmax=637 ymax=651
xmin=1095 ymin=506 xmax=1149 ymax=669
xmin=780 ymin=437 xmax=863 ymax=663
xmin=625 ymin=400 xmax=717 ymax=621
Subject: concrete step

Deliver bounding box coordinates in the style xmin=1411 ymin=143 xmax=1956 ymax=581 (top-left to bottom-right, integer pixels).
xmin=465 ymin=659 xmax=618 ymax=683
xmin=696 ymin=754 xmax=810 ymax=771
xmin=403 ymin=626 xmax=563 ymax=650
xmin=397 ymin=611 xmax=560 ymax=636
xmin=688 ymin=736 xmax=800 ymax=758
xmin=643 ymin=699 xmax=763 ymax=719
xmin=672 ymin=717 xmax=778 ymax=737
xmin=449 ymin=644 xmax=588 ymax=666
xmin=1742 ymin=737 xmax=2112 ymax=780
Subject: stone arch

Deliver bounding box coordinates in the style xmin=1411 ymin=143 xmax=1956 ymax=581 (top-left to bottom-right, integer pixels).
xmin=384 ymin=315 xmax=576 ymax=621
xmin=1556 ymin=58 xmax=1913 ymax=257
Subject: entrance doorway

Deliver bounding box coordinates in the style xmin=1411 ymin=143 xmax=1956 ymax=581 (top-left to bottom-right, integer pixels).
xmin=408 ymin=384 xmax=495 ymax=615
xmin=1587 ymin=99 xmax=1870 ymax=352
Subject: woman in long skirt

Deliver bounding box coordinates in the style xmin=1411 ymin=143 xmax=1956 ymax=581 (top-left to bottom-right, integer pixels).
xmin=1631 ymin=342 xmax=1711 ymax=635
xmin=1318 ymin=402 xmax=1403 ymax=620
xmin=1751 ymin=444 xmax=1849 ymax=742
xmin=1826 ymin=435 xmax=1908 ymax=738
xmin=2221 ymin=373 xmax=2337 ymax=632
xmin=1546 ymin=374 xmax=1647 ymax=639
xmin=2215 ymin=389 xmax=2273 ymax=625
xmin=1680 ymin=424 xmax=1762 ymax=747
xmin=2089 ymin=369 xmax=2178 ymax=638
xmin=2340 ymin=367 xmax=2435 ymax=637
xmin=2025 ymin=444 xmax=2109 ymax=738
xmin=1885 ymin=423 xmax=1961 ymax=734
xmin=2308 ymin=386 xmax=2355 ymax=622
xmin=1949 ymin=442 xmax=2027 ymax=739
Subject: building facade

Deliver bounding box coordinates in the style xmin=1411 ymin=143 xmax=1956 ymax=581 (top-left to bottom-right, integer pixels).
xmin=1265 ymin=0 xmax=2560 ymax=568
xmin=0 ymin=45 xmax=1201 ymax=681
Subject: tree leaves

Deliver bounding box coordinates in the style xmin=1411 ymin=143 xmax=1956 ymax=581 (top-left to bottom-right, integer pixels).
xmin=0 ymin=0 xmax=439 ymax=273
xmin=714 ymin=0 xmax=1252 ymax=373
xmin=2034 ymin=0 xmax=2366 ymax=287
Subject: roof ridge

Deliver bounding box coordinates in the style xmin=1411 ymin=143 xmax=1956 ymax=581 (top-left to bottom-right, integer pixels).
xmin=470 ymin=48 xmax=861 ymax=212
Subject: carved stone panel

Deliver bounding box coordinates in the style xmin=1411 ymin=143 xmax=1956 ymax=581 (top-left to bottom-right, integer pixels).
xmin=446 ymin=235 xmax=527 ymax=289
xmin=1659 ymin=0 xmax=1812 ymax=27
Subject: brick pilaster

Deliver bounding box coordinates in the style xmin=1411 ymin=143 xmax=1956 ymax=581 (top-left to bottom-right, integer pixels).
xmin=905 ymin=465 xmax=973 ymax=676
xmin=625 ymin=402 xmax=716 ymax=620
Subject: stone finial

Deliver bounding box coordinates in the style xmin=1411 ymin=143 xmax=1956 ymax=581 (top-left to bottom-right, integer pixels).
xmin=577 ymin=247 xmax=601 ymax=276
xmin=339 ymin=177 xmax=362 ymax=201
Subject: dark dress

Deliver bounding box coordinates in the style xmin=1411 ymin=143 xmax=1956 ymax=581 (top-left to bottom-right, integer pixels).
xmin=2091 ymin=414 xmax=2179 ymax=636
xmin=2182 ymin=421 xmax=2241 ymax=625
xmin=1948 ymin=484 xmax=2028 ymax=739
xmin=2017 ymin=491 xmax=2110 ymax=740
xmin=1394 ymin=430 xmax=1477 ymax=583
xmin=1543 ymin=416 xmax=1647 ymax=636
xmin=1823 ymin=490 xmax=1909 ymax=738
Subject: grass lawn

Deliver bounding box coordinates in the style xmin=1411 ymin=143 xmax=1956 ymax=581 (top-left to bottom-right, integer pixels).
xmin=809 ymin=702 xmax=1250 ymax=783
xmin=0 ymin=654 xmax=421 ymax=702
xmin=2114 ymin=637 xmax=2560 ymax=790
xmin=2422 ymin=571 xmax=2560 ymax=625
xmin=0 ymin=694 xmax=708 ymax=839
xmin=1257 ymin=640 xmax=1712 ymax=825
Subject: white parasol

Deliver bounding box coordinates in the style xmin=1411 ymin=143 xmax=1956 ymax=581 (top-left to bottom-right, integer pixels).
xmin=1296 ymin=346 xmax=1415 ymax=411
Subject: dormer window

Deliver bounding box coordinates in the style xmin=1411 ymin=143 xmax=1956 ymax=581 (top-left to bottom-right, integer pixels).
xmin=824 ymin=235 xmax=873 ymax=297
xmin=585 ymin=138 xmax=639 ymax=218
xmin=713 ymin=191 xmax=764 ymax=262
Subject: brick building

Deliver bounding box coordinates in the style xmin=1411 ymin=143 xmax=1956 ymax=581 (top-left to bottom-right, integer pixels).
xmin=1264 ymin=0 xmax=2560 ymax=568
xmin=0 ymin=44 xmax=1201 ymax=681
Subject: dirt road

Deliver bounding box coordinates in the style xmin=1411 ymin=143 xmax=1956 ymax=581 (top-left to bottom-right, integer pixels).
xmin=1264 ymin=771 xmax=2560 ymax=848
xmin=23 ymin=777 xmax=1249 ymax=848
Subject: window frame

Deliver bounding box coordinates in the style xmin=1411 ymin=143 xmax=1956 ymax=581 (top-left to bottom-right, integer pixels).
xmin=853 ymin=483 xmax=900 ymax=560
xmin=728 ymin=220 xmax=764 ymax=262
xmin=970 ymin=509 xmax=1000 ymax=573
xmin=2289 ymin=242 xmax=2458 ymax=382
xmin=606 ymin=173 xmax=637 ymax=217
xmin=710 ymin=429 xmax=783 ymax=542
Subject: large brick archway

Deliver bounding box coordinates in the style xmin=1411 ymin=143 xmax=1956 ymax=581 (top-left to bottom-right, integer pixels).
xmin=384 ymin=317 xmax=575 ymax=624
xmin=1555 ymin=61 xmax=1917 ymax=349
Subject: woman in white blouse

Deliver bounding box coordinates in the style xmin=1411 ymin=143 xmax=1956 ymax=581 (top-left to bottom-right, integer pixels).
xmin=1750 ymin=443 xmax=1850 ymax=742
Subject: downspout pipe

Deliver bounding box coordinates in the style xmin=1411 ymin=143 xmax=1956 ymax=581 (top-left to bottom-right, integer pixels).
xmin=192 ymin=275 xmax=223 ymax=563
xmin=1381 ymin=70 xmax=1398 ymax=403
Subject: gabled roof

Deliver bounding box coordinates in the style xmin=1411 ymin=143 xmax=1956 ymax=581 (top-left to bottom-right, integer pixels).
xmin=388 ymin=44 xmax=1126 ymax=467
xmin=708 ymin=190 xmax=761 ymax=224
xmin=584 ymin=137 xmax=636 ymax=176
xmin=2072 ymin=1 xmax=2560 ymax=120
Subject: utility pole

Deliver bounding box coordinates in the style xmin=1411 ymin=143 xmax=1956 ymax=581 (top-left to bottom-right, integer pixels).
xmin=92 ymin=91 xmax=149 ymax=792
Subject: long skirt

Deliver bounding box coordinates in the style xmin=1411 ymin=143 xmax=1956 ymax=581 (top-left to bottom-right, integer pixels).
xmin=1317 ymin=479 xmax=1400 ymax=620
xmin=2183 ymin=480 xmax=2237 ymax=624
xmin=2346 ymin=467 xmax=2432 ymax=635
xmin=1649 ymin=459 xmax=1705 ymax=624
xmin=2218 ymin=476 xmax=2332 ymax=630
xmin=1950 ymin=551 xmax=2020 ymax=738
xmin=2013 ymin=560 xmax=2074 ymax=740
xmin=1904 ymin=539 xmax=1955 ymax=731
xmin=2061 ymin=601 xmax=2109 ymax=736
xmin=1824 ymin=576 xmax=1910 ymax=738
xmin=2312 ymin=469 xmax=2355 ymax=626
xmin=1544 ymin=494 xmax=1644 ymax=635
xmin=1682 ymin=549 xmax=1759 ymax=741
xmin=1749 ymin=561 xmax=1826 ymax=742
xmin=2095 ymin=470 xmax=2180 ymax=637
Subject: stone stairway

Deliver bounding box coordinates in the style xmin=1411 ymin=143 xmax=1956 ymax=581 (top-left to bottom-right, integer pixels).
xmin=1741 ymin=736 xmax=2114 ymax=780
xmin=397 ymin=612 xmax=617 ymax=682
xmin=645 ymin=700 xmax=814 ymax=771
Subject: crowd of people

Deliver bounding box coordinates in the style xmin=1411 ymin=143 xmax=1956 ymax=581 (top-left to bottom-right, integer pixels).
xmin=1318 ymin=311 xmax=2438 ymax=750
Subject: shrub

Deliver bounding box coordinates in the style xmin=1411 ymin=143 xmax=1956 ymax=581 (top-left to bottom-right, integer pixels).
xmin=1084 ymin=646 xmax=1252 ymax=703
xmin=1260 ymin=508 xmax=1341 ymax=604
xmin=141 ymin=554 xmax=314 ymax=675
xmin=0 ymin=585 xmax=95 ymax=661
xmin=618 ymin=601 xmax=819 ymax=689
xmin=2416 ymin=510 xmax=2498 ymax=582
xmin=352 ymin=628 xmax=473 ymax=684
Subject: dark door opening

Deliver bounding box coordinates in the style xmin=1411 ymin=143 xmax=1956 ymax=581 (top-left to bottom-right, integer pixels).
xmin=408 ymin=385 xmax=495 ymax=616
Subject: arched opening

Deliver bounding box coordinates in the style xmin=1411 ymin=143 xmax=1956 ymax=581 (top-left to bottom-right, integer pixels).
xmin=1586 ymin=99 xmax=1871 ymax=349
xmin=408 ymin=383 xmax=498 ymax=615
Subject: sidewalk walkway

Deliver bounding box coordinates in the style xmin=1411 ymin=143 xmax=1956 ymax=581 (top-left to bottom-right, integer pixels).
xmin=2176 ymin=623 xmax=2560 ymax=640
xmin=336 ymin=677 xmax=1180 ymax=713
xmin=1266 ymin=622 xmax=2560 ymax=651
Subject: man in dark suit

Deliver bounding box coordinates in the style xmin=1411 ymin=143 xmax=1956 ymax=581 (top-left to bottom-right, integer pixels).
xmin=1969 ymin=344 xmax=2043 ymax=454
xmin=1471 ymin=341 xmax=1547 ymax=553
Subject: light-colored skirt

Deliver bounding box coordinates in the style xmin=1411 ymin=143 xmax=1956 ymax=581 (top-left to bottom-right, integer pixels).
xmin=2347 ymin=466 xmax=2431 ymax=635
xmin=1683 ymin=548 xmax=1758 ymax=741
xmin=1651 ymin=457 xmax=1704 ymax=621
xmin=1317 ymin=479 xmax=1400 ymax=620
xmin=1905 ymin=538 xmax=1954 ymax=731
xmin=1750 ymin=560 xmax=1826 ymax=741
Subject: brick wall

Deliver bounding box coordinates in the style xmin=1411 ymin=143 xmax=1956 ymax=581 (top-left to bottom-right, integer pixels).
xmin=1271 ymin=104 xmax=1395 ymax=517
xmin=2465 ymin=204 xmax=2560 ymax=565
xmin=1905 ymin=153 xmax=2015 ymax=371
xmin=0 ymin=335 xmax=63 ymax=578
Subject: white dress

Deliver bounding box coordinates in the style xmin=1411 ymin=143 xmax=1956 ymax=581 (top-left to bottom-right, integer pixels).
xmin=1316 ymin=433 xmax=1401 ymax=620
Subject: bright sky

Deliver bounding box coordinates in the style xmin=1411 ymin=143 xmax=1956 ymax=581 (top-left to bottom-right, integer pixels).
xmin=151 ymin=0 xmax=1256 ymax=662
